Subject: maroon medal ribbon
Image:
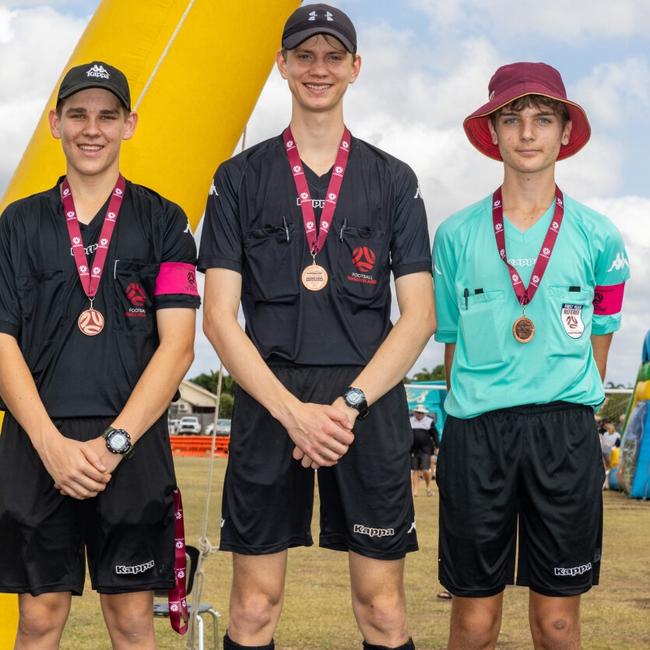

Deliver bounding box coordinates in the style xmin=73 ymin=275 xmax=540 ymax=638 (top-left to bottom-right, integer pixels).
xmin=492 ymin=185 xmax=565 ymax=342
xmin=283 ymin=126 xmax=351 ymax=290
xmin=168 ymin=487 xmax=189 ymax=634
xmin=60 ymin=175 xmax=126 ymax=335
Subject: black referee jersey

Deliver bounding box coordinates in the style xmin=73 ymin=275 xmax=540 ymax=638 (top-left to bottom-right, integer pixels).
xmin=0 ymin=178 xmax=200 ymax=418
xmin=198 ymin=134 xmax=432 ymax=365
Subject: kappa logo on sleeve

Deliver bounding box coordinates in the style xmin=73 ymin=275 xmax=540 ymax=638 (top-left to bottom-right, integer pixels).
xmin=561 ymin=303 xmax=585 ymax=339
xmin=607 ymin=252 xmax=629 ymax=273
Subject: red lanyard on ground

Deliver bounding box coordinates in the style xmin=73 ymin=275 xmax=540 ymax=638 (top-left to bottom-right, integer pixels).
xmin=169 ymin=487 xmax=189 ymax=634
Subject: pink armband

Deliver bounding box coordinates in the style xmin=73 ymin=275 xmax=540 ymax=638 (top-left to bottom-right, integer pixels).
xmin=593 ymin=283 xmax=625 ymax=316
xmin=154 ymin=262 xmax=199 ymax=297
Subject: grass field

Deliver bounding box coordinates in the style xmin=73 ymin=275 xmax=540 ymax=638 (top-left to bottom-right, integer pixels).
xmin=57 ymin=456 xmax=650 ymax=650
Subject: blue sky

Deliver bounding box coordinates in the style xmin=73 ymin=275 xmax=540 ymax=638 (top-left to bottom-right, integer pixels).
xmin=1 ymin=0 xmax=648 ymax=383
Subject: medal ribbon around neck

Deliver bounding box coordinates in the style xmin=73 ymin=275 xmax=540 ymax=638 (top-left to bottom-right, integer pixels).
xmin=61 ymin=175 xmax=125 ymax=335
xmin=282 ymin=126 xmax=351 ymax=259
xmin=492 ymin=185 xmax=565 ymax=308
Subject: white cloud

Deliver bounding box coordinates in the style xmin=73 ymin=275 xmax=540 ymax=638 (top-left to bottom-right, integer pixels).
xmin=0 ymin=7 xmax=85 ymax=186
xmin=410 ymin=0 xmax=650 ymax=41
xmin=574 ymin=58 xmax=650 ymax=128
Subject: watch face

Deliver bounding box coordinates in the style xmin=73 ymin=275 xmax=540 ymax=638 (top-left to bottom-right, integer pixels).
xmin=346 ymin=389 xmax=364 ymax=406
xmin=110 ymin=432 xmax=127 ymax=451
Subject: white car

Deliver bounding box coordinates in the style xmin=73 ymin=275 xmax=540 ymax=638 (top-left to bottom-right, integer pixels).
xmin=204 ymin=418 xmax=231 ymax=436
xmin=178 ymin=416 xmax=201 ymax=435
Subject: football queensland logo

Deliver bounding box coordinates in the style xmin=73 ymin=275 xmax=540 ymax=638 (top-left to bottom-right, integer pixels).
xmin=125 ymin=282 xmax=147 ymax=318
xmin=352 ymin=246 xmax=376 ymax=273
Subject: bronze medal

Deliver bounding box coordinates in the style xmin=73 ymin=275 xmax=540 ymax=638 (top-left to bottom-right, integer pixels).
xmin=301 ymin=264 xmax=328 ymax=291
xmin=78 ymin=308 xmax=105 ymax=336
xmin=513 ymin=316 xmax=535 ymax=343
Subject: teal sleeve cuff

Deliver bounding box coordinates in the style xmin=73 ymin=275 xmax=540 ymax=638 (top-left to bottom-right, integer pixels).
xmin=592 ymin=314 xmax=622 ymax=336
xmin=435 ymin=329 xmax=457 ymax=344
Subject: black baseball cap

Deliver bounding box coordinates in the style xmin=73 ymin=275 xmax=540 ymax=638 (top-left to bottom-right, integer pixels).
xmin=282 ymin=3 xmax=357 ymax=53
xmin=57 ymin=61 xmax=131 ymax=111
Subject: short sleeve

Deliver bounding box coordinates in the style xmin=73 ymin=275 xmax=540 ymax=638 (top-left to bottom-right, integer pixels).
xmin=197 ymin=162 xmax=244 ymax=274
xmin=592 ymin=220 xmax=630 ymax=335
xmin=389 ymin=164 xmax=432 ymax=279
xmin=432 ymin=224 xmax=459 ymax=343
xmin=153 ymin=202 xmax=200 ymax=310
xmin=0 ymin=209 xmax=20 ymax=338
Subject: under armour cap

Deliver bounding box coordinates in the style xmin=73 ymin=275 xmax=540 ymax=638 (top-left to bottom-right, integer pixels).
xmin=464 ymin=62 xmax=590 ymax=161
xmin=57 ymin=61 xmax=131 ymax=111
xmin=282 ymin=3 xmax=357 ymax=53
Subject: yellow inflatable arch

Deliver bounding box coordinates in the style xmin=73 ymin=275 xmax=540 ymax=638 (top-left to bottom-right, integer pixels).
xmin=0 ymin=0 xmax=299 ymax=645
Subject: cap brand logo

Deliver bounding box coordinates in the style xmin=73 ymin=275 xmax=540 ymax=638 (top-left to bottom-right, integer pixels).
xmin=86 ymin=64 xmax=110 ymax=79
xmin=489 ymin=90 xmax=495 ymax=100
xmin=309 ymin=10 xmax=334 ymax=21
xmin=352 ymin=246 xmax=376 ymax=273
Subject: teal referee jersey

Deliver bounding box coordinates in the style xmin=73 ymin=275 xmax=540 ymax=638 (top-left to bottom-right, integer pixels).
xmin=433 ymin=192 xmax=630 ymax=419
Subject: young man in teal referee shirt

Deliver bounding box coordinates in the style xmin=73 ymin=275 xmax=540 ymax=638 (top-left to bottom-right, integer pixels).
xmin=433 ymin=62 xmax=630 ymax=649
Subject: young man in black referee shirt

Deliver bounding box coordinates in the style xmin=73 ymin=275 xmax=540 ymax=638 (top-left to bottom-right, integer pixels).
xmin=199 ymin=4 xmax=435 ymax=649
xmin=0 ymin=62 xmax=199 ymax=648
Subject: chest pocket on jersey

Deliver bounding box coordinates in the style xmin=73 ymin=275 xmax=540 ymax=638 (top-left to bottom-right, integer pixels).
xmin=335 ymin=226 xmax=389 ymax=307
xmin=112 ymin=260 xmax=159 ymax=334
xmin=545 ymin=286 xmax=593 ymax=358
xmin=17 ymin=268 xmax=68 ymax=361
xmin=243 ymin=222 xmax=299 ymax=303
xmin=458 ymin=290 xmax=506 ymax=367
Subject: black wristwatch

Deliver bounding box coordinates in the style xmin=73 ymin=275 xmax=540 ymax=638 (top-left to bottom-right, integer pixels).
xmin=102 ymin=427 xmax=134 ymax=459
xmin=342 ymin=386 xmax=369 ymax=420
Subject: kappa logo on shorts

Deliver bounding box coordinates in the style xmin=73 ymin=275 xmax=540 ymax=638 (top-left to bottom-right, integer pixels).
xmin=353 ymin=524 xmax=395 ymax=538
xmin=114 ymin=559 xmax=155 ymax=575
xmin=561 ymin=303 xmax=585 ymax=339
xmin=554 ymin=562 xmax=592 ymax=577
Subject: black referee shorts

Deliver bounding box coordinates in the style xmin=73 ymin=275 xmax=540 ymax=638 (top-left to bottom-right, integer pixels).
xmin=437 ymin=402 xmax=604 ymax=598
xmin=220 ymin=364 xmax=418 ymax=560
xmin=0 ymin=414 xmax=177 ymax=596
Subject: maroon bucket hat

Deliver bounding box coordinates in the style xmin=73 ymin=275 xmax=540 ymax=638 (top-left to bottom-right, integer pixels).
xmin=463 ymin=62 xmax=591 ymax=161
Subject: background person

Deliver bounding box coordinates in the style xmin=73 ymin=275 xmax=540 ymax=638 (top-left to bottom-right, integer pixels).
xmin=410 ymin=405 xmax=438 ymax=497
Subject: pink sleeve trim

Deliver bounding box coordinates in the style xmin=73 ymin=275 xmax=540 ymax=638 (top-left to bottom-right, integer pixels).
xmin=155 ymin=262 xmax=199 ymax=297
xmin=593 ymin=283 xmax=625 ymax=316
